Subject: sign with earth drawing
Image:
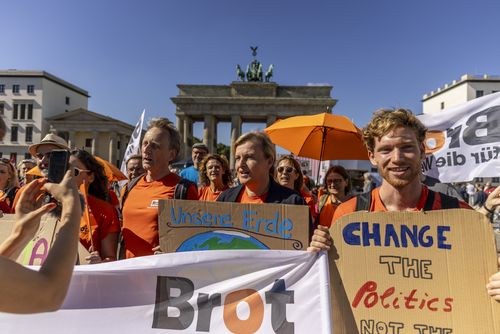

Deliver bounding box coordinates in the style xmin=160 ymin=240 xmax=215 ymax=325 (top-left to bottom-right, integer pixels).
xmin=158 ymin=199 xmax=310 ymax=253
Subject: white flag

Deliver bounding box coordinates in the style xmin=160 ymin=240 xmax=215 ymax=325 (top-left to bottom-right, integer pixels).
xmin=418 ymin=92 xmax=500 ymax=182
xmin=120 ymin=109 xmax=145 ymax=178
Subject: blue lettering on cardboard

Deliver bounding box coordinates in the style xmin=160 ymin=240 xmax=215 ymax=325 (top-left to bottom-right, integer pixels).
xmin=342 ymin=222 xmax=452 ymax=250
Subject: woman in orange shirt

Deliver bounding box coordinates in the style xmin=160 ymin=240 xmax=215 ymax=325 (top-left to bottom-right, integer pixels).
xmin=198 ymin=154 xmax=231 ymax=201
xmin=317 ymin=165 xmax=352 ymax=228
xmin=274 ymin=155 xmax=317 ymax=221
xmin=0 ymin=158 xmax=20 ymax=213
xmin=70 ymin=149 xmax=119 ymax=263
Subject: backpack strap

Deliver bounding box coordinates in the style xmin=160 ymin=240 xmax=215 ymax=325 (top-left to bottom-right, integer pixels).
xmin=120 ymin=174 xmax=144 ymax=211
xmin=317 ymin=194 xmax=329 ymax=214
xmin=423 ymin=189 xmax=460 ymax=211
xmin=423 ymin=190 xmax=435 ymax=211
xmin=355 ymin=191 xmax=372 ymax=212
xmin=174 ymin=178 xmax=196 ymax=200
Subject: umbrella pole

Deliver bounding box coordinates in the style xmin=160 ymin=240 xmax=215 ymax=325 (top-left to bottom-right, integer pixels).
xmin=316 ymin=128 xmax=327 ymax=186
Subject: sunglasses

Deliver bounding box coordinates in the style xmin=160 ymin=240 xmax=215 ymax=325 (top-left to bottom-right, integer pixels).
xmin=277 ymin=166 xmax=296 ymax=174
xmin=74 ymin=167 xmax=91 ymax=176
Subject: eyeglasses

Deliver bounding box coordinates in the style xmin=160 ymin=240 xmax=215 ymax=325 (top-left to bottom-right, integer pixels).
xmin=326 ymin=178 xmax=344 ymax=184
xmin=277 ymin=166 xmax=296 ymax=174
xmin=74 ymin=168 xmax=91 ymax=176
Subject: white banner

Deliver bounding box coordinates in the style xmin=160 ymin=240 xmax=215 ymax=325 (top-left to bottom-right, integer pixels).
xmin=120 ymin=109 xmax=145 ymax=178
xmin=0 ymin=250 xmax=331 ymax=333
xmin=418 ymin=92 xmax=500 ymax=182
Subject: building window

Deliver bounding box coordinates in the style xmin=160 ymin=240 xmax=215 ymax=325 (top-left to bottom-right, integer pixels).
xmin=20 ymin=104 xmax=26 ymax=120
xmin=0 ymin=85 xmax=4 ymax=93
xmin=85 ymin=138 xmax=92 ymax=147
xmin=493 ymin=90 xmax=499 ymax=94
xmin=476 ymin=90 xmax=484 ymax=98
xmin=65 ymin=97 xmax=70 ymax=105
xmin=24 ymin=153 xmax=31 ymax=159
xmin=13 ymin=104 xmax=18 ymax=119
xmin=25 ymin=126 xmax=33 ymax=142
xmin=12 ymin=85 xmax=20 ymax=94
xmin=493 ymin=177 xmax=500 ymax=183
xmin=440 ymin=102 xmax=445 ymax=110
xmin=27 ymin=104 xmax=33 ymax=119
xmin=117 ymin=141 xmax=121 ymax=149
xmin=0 ymin=103 xmax=4 ymax=115
xmin=27 ymin=85 xmax=35 ymax=94
xmin=25 ymin=126 xmax=33 ymax=143
xmin=11 ymin=126 xmax=18 ymax=142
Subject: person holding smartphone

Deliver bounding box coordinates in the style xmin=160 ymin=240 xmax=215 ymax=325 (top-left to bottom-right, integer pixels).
xmin=0 ymin=116 xmax=82 ymax=313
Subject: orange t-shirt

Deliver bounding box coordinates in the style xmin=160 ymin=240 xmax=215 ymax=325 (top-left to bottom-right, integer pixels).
xmin=198 ymin=185 xmax=229 ymax=202
xmin=80 ymin=194 xmax=120 ymax=253
xmin=236 ymin=187 xmax=268 ymax=203
xmin=332 ymin=186 xmax=471 ymax=225
xmin=121 ymin=173 xmax=198 ymax=258
xmin=318 ymin=195 xmax=342 ymax=228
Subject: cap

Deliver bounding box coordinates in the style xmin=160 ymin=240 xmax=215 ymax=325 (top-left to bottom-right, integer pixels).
xmin=192 ymin=143 xmax=208 ymax=151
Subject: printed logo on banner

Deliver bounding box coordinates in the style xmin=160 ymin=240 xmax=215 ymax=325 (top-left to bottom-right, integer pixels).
xmin=419 ymin=96 xmax=500 ymax=182
xmin=152 ymin=277 xmax=294 ymax=332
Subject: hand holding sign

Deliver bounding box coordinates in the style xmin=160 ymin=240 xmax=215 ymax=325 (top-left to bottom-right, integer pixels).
xmin=487 ymin=258 xmax=500 ymax=301
xmin=478 ymin=185 xmax=500 ymax=219
xmin=307 ymin=225 xmax=332 ymax=252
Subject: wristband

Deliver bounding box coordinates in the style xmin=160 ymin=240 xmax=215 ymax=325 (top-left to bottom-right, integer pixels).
xmin=483 ymin=205 xmax=495 ymax=215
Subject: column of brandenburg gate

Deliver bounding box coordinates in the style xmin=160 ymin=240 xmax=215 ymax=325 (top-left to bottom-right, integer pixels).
xmin=172 ymin=81 xmax=337 ymax=169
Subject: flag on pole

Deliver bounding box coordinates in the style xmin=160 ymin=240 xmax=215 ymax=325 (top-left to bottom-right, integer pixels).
xmin=120 ymin=109 xmax=145 ymax=179
xmin=418 ymin=92 xmax=500 ymax=182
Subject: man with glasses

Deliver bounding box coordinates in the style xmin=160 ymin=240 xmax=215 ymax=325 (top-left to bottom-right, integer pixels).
xmin=11 ymin=134 xmax=69 ymax=210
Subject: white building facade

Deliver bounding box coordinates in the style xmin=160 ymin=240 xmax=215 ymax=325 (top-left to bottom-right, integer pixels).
xmin=422 ymin=74 xmax=500 ymax=114
xmin=0 ymin=70 xmax=89 ymax=162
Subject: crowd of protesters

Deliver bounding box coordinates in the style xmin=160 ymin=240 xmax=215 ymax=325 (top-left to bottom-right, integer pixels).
xmin=4 ymin=107 xmax=500 ymax=313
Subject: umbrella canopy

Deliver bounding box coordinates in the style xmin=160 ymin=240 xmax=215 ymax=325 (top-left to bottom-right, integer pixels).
xmin=264 ymin=113 xmax=368 ymax=161
xmin=94 ymin=156 xmax=127 ymax=182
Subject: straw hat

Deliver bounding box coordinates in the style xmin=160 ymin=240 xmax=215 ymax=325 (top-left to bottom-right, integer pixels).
xmin=28 ymin=133 xmax=69 ymax=156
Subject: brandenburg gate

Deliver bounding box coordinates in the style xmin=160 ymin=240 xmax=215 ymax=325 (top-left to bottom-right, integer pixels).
xmin=171 ymin=49 xmax=337 ymax=169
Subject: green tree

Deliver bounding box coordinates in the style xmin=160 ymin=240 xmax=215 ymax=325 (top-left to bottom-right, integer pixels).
xmin=217 ymin=143 xmax=230 ymax=160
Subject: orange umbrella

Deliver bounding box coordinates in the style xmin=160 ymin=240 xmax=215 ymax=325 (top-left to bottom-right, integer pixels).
xmin=94 ymin=156 xmax=127 ymax=182
xmin=264 ymin=113 xmax=368 ymax=181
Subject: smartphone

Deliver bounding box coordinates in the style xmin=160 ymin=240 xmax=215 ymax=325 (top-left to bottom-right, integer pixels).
xmin=48 ymin=149 xmax=69 ymax=183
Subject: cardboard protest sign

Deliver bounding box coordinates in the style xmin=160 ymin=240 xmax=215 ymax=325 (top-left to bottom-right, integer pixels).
xmin=0 ymin=214 xmax=90 ymax=265
xmin=158 ymin=199 xmax=310 ymax=253
xmin=329 ymin=209 xmax=500 ymax=334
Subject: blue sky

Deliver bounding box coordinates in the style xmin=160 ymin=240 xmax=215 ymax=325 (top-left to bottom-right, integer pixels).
xmin=2 ymin=0 xmax=500 ymax=145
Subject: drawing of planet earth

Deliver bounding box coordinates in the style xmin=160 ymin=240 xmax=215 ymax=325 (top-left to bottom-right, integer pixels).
xmin=176 ymin=230 xmax=269 ymax=252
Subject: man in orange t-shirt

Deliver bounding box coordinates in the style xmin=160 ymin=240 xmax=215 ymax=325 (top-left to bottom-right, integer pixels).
xmin=310 ymin=108 xmax=499 ymax=252
xmin=121 ymin=118 xmax=197 ymax=258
